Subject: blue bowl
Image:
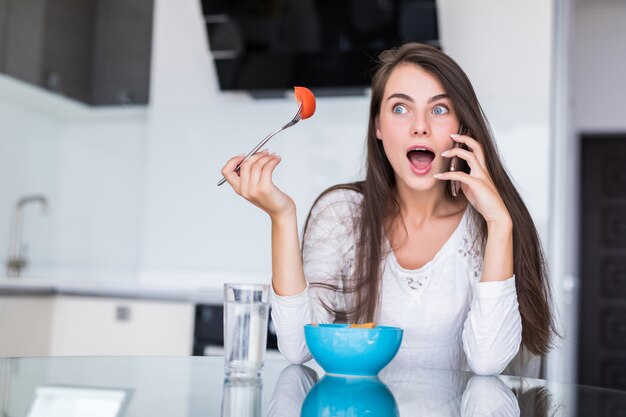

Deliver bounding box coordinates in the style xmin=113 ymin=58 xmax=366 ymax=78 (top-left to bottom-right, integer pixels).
xmin=301 ymin=375 xmax=399 ymax=417
xmin=304 ymin=324 xmax=403 ymax=376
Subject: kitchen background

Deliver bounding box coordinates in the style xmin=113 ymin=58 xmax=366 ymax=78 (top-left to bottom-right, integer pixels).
xmin=0 ymin=0 xmax=624 ymax=390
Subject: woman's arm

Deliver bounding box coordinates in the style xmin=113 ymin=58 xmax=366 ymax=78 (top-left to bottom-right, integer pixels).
xmin=222 ymin=152 xmax=310 ymax=363
xmin=436 ymin=134 xmax=521 ymax=373
xmin=437 ymin=133 xmax=514 ymax=283
xmin=221 ymin=152 xmax=307 ymax=295
xmin=461 ymin=277 xmax=522 ymax=375
xmin=221 ymin=154 xmax=347 ymax=364
xmin=272 ymin=189 xmax=358 ymax=363
xmin=271 ymin=211 xmax=307 ymax=295
xmin=482 ymin=219 xmax=514 ymax=282
xmin=466 ymin=188 xmax=520 ymax=374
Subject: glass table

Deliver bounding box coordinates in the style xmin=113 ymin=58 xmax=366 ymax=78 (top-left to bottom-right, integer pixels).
xmin=0 ymin=355 xmax=624 ymax=416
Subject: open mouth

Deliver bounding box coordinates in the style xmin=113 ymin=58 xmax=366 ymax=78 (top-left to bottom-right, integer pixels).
xmin=407 ymin=147 xmax=435 ymax=174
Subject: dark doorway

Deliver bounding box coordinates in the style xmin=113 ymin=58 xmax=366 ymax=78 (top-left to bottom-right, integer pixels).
xmin=579 ymin=135 xmax=626 ymax=391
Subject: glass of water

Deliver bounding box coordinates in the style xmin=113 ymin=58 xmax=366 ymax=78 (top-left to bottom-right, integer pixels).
xmin=223 ymin=283 xmax=270 ymax=377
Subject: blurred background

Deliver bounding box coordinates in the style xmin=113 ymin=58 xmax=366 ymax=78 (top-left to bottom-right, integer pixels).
xmin=0 ymin=0 xmax=624 ymax=391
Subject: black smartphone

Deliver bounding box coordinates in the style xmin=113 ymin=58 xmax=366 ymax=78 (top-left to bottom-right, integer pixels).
xmin=449 ymin=123 xmax=469 ymax=197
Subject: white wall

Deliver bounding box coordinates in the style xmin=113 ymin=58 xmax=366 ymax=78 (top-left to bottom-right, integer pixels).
xmin=0 ymin=75 xmax=148 ymax=281
xmin=573 ymin=0 xmax=626 ymax=132
xmin=0 ymin=0 xmax=553 ymax=290
xmin=52 ymin=115 xmax=147 ymax=278
xmin=0 ymin=76 xmax=61 ymax=272
xmin=568 ymin=0 xmax=626 ymax=294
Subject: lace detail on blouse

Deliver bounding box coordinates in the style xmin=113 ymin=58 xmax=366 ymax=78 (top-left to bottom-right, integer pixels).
xmin=404 ymin=274 xmax=429 ymax=290
xmin=457 ymin=236 xmax=483 ymax=279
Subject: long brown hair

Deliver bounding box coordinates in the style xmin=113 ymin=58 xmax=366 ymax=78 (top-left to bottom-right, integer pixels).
xmin=303 ymin=43 xmax=557 ymax=356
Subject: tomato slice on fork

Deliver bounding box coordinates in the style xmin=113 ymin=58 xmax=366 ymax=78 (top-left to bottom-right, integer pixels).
xmin=294 ymin=86 xmax=316 ymax=119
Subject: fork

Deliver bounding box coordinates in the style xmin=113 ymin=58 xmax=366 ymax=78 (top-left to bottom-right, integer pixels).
xmin=217 ymin=102 xmax=303 ymax=186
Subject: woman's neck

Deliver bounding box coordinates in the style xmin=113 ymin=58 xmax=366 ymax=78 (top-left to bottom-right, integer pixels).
xmin=394 ymin=181 xmax=466 ymax=225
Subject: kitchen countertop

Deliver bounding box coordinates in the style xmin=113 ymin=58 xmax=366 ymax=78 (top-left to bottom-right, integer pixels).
xmin=0 ymin=279 xmax=224 ymax=304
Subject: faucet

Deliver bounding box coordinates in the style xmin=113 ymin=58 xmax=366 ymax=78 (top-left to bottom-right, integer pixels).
xmin=6 ymin=195 xmax=48 ymax=278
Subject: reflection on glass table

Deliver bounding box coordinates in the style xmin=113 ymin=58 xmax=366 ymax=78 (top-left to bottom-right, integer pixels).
xmin=1 ymin=356 xmax=625 ymax=416
xmin=269 ymin=363 xmax=520 ymax=417
xmin=269 ymin=358 xmax=626 ymax=417
xmin=221 ymin=376 xmax=262 ymax=417
xmin=300 ymin=374 xmax=398 ymax=417
xmin=27 ymin=386 xmax=130 ymax=417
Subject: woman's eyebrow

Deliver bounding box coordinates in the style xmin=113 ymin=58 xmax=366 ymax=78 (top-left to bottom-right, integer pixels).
xmin=428 ymin=93 xmax=449 ymax=103
xmin=386 ymin=93 xmax=449 ymax=103
xmin=387 ymin=93 xmax=413 ymax=102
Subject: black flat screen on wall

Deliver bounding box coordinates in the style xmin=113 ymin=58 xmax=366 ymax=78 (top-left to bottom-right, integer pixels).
xmin=200 ymin=0 xmax=439 ymax=96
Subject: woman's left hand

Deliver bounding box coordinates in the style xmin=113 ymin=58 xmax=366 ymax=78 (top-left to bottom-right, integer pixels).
xmin=435 ymin=134 xmax=512 ymax=227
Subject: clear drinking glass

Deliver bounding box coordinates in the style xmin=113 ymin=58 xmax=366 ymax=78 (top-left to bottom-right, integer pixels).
xmin=223 ymin=283 xmax=270 ymax=377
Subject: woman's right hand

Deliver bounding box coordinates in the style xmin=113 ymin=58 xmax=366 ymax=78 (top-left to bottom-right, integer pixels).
xmin=221 ymin=151 xmax=295 ymax=219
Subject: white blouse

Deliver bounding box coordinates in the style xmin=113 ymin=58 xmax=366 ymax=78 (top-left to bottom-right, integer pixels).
xmin=270 ymin=188 xmax=522 ymax=375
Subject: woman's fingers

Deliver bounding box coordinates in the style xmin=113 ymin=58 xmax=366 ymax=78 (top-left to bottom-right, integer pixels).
xmin=221 ymin=154 xmax=245 ymax=190
xmin=450 ymin=134 xmax=487 ymax=167
xmin=434 ymin=170 xmax=480 ymax=188
xmin=221 ymin=151 xmax=294 ymax=218
xmin=239 ymin=150 xmax=270 ymax=196
xmin=259 ymin=154 xmax=281 ymax=190
xmin=435 ymin=170 xmax=488 ymax=207
xmin=221 ymin=154 xmax=245 ymax=177
xmin=441 ymin=134 xmax=511 ymax=224
xmin=442 ymin=147 xmax=483 ymax=175
xmin=436 ymin=161 xmax=508 ymax=225
xmin=248 ymin=153 xmax=279 ymax=192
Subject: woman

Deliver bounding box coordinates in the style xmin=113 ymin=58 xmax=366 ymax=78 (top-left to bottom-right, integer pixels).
xmin=221 ymin=43 xmax=557 ymax=375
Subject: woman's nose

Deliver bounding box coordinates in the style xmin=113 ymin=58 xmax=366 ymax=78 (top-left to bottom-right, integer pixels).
xmin=411 ymin=117 xmax=430 ymax=136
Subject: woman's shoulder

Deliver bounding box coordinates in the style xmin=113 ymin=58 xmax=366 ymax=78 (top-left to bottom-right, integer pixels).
xmin=304 ymin=183 xmax=363 ymax=233
xmin=310 ymin=183 xmax=363 ymax=214
xmin=303 ymin=184 xmax=362 ymax=244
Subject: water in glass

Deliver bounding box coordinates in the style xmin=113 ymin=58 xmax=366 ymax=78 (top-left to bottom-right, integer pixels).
xmin=223 ymin=284 xmax=270 ymax=377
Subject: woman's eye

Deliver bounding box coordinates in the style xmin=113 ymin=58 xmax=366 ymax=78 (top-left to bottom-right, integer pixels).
xmin=392 ymin=105 xmax=408 ymax=114
xmin=432 ymin=105 xmax=449 ymax=115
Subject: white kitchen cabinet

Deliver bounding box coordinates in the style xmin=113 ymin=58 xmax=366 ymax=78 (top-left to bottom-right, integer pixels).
xmin=0 ymin=296 xmax=55 ymax=357
xmin=50 ymin=296 xmax=194 ymax=356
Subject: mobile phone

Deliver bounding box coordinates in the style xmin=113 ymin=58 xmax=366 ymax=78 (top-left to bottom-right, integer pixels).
xmin=449 ymin=123 xmax=469 ymax=197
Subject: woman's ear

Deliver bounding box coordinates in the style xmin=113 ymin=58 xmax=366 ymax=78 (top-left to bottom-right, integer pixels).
xmin=375 ymin=116 xmax=382 ymax=140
